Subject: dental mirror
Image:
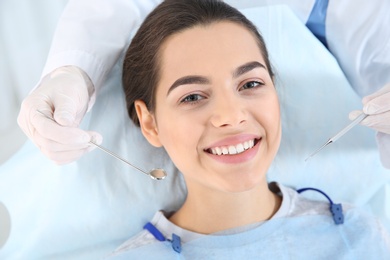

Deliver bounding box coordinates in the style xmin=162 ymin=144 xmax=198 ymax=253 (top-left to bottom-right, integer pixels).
xmin=36 ymin=110 xmax=167 ymax=181
xmin=89 ymin=140 xmax=167 ymax=180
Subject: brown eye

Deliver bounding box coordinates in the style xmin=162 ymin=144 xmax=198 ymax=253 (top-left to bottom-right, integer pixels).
xmin=181 ymin=94 xmax=204 ymax=103
xmin=240 ymin=81 xmax=263 ymax=90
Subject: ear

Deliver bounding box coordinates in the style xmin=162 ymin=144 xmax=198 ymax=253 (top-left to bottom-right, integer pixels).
xmin=134 ymin=100 xmax=162 ymax=147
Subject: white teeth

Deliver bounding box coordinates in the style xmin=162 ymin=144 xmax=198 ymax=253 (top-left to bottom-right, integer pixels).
xmin=228 ymin=146 xmax=237 ymax=155
xmin=208 ymin=139 xmax=257 ymax=156
xmin=222 ymin=147 xmax=229 ymax=155
xmin=236 ymin=143 xmax=244 ymax=153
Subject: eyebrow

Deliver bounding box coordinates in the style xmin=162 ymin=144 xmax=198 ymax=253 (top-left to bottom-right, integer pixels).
xmin=233 ymin=61 xmax=266 ymax=78
xmin=167 ymin=75 xmax=210 ymax=95
xmin=167 ymin=61 xmax=266 ymax=95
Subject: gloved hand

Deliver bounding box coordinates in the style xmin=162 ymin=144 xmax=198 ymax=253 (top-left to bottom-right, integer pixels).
xmin=17 ymin=66 xmax=103 ymax=164
xmin=349 ymin=82 xmax=390 ymax=134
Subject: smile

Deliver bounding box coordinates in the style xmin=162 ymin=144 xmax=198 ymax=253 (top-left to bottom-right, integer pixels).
xmin=206 ymin=138 xmax=260 ymax=156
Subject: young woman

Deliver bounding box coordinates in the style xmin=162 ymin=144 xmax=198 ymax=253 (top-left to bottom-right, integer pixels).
xmin=109 ymin=0 xmax=389 ymax=258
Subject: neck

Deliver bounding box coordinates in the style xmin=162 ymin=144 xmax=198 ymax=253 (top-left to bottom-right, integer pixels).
xmin=169 ymin=181 xmax=281 ymax=234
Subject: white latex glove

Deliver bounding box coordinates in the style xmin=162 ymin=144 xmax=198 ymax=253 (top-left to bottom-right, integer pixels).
xmin=349 ymin=83 xmax=390 ymax=134
xmin=17 ymin=66 xmax=102 ymax=164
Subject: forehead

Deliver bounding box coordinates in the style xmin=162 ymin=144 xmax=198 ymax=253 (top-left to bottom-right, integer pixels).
xmin=158 ymin=21 xmax=266 ymax=77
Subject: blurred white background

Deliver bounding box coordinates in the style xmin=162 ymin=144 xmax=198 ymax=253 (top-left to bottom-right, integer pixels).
xmin=0 ymin=0 xmax=68 ymax=164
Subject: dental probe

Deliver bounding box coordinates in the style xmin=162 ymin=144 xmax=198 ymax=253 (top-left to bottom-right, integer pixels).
xmin=36 ymin=110 xmax=167 ymax=180
xmin=305 ymin=113 xmax=368 ymax=161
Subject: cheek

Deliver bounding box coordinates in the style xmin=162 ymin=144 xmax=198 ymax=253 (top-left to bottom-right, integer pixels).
xmin=271 ymin=99 xmax=281 ymax=133
xmin=258 ymin=94 xmax=281 ymax=144
xmin=156 ymin=122 xmax=203 ymax=176
xmin=269 ymin=97 xmax=282 ymax=149
xmin=154 ymin=108 xmax=204 ymax=162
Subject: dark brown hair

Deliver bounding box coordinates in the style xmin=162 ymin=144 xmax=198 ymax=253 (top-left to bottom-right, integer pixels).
xmin=122 ymin=0 xmax=274 ymax=126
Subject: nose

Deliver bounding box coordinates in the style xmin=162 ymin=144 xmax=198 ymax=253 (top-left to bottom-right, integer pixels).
xmin=209 ymin=92 xmax=247 ymax=128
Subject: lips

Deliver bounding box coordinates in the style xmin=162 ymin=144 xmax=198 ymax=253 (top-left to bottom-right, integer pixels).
xmin=206 ymin=138 xmax=259 ymax=155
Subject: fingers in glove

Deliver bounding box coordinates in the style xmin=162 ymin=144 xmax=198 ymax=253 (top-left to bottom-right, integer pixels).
xmin=33 ymin=113 xmax=91 ymax=145
xmin=362 ymin=83 xmax=390 ymax=103
xmin=363 ymin=90 xmax=390 ymax=115
xmin=34 ymin=131 xmax=102 ymax=164
xmin=17 ymin=98 xmax=51 ymax=140
xmin=362 ymin=83 xmax=390 ymax=115
xmin=359 ymin=112 xmax=390 ymax=134
xmin=348 ymin=110 xmax=365 ymax=121
xmin=52 ymin=92 xmax=87 ymax=127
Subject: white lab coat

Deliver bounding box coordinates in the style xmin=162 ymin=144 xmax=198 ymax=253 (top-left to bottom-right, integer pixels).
xmin=41 ymin=0 xmax=390 ymax=168
xmin=41 ymin=0 xmax=315 ymax=92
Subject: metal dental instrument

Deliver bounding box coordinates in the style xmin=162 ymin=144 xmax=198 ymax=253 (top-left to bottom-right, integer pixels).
xmin=36 ymin=110 xmax=167 ymax=180
xmin=305 ymin=113 xmax=368 ymax=161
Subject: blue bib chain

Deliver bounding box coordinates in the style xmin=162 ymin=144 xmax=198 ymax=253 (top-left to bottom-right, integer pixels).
xmin=143 ymin=222 xmax=182 ymax=253
xmin=297 ymin=187 xmax=344 ymax=225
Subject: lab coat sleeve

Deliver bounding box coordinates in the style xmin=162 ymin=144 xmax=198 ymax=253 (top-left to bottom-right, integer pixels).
xmin=325 ymin=0 xmax=390 ymax=168
xmin=325 ymin=0 xmax=390 ymax=97
xmin=41 ymin=0 xmax=162 ymax=93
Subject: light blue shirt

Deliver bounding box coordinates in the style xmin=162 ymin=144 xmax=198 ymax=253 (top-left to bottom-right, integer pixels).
xmin=109 ymin=183 xmax=390 ymax=259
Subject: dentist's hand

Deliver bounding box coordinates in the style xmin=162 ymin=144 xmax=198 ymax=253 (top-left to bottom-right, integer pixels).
xmin=17 ymin=66 xmax=102 ymax=164
xmin=349 ymin=83 xmax=390 ymax=134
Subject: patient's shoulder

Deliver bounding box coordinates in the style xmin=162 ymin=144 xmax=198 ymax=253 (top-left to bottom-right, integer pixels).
xmin=281 ymin=184 xmax=386 ymax=231
xmin=274 ymin=183 xmax=329 ymax=217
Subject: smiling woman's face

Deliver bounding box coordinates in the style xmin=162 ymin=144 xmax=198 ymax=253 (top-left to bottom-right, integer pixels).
xmin=136 ymin=21 xmax=281 ymax=193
